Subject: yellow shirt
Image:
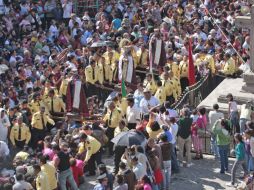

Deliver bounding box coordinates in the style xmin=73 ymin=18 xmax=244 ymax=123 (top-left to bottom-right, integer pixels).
xmin=172 ymin=77 xmax=182 ymax=98
xmin=204 ymin=54 xmax=215 ymax=74
xmin=154 ymin=87 xmax=167 ymax=105
xmin=179 ymin=61 xmax=188 ymax=78
xmin=78 ymin=135 xmax=101 ymax=162
xmin=146 ymin=121 xmax=163 ymax=139
xmin=161 ymin=79 xmax=175 ymax=98
xmin=97 ymin=62 xmax=110 ymax=84
xmin=44 ymin=96 xmax=66 ymax=113
xmin=31 ymin=112 xmax=55 ymax=130
xmin=143 ymin=79 xmax=157 ymax=95
xmin=136 ymin=49 xmax=148 ymax=66
xmin=103 ymin=50 xmax=120 ymax=65
xmin=167 ymin=62 xmax=180 ymax=78
xmin=222 ymin=58 xmax=236 ymax=75
xmin=10 ymin=123 xmax=31 ymax=145
xmin=28 ymin=100 xmax=48 ymax=115
xmin=114 ymin=126 xmax=129 ymax=137
xmin=117 ymin=98 xmax=128 ymax=116
xmin=15 ymin=151 xmax=29 ymax=161
xmin=85 ymin=65 xmax=99 ymax=84
xmin=103 ymin=108 xmax=122 ymax=129
xmin=41 ymin=163 xmax=57 ymax=190
xmin=36 ymin=171 xmax=50 ymax=190
xmin=59 ymin=78 xmax=70 ymax=96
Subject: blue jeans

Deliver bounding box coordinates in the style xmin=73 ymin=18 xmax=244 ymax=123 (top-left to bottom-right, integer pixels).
xmin=171 ymin=143 xmax=179 ymax=173
xmin=245 ymin=153 xmax=254 ymax=171
xmin=211 ymin=135 xmax=219 ymax=158
xmin=58 ymin=168 xmax=79 ymax=190
xmin=239 ymin=118 xmax=248 ymax=134
xmin=163 ymin=160 xmax=171 ymax=189
xmin=230 ymin=111 xmax=240 ymax=133
xmin=218 ymin=145 xmax=229 ymax=173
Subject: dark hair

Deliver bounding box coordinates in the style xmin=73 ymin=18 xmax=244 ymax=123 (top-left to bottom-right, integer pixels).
xmin=98 ymin=164 xmax=107 ymax=173
xmin=116 ymin=174 xmax=124 ymax=185
xmin=246 ymin=121 xmax=254 ymax=130
xmin=213 ymin=103 xmax=219 ymax=110
xmin=234 ymin=133 xmax=243 ymax=143
xmin=159 ymin=106 xmax=166 ymax=114
xmin=245 ymin=129 xmax=254 ymax=137
xmin=170 ymin=117 xmax=176 ymax=123
xmin=150 ymin=121 xmax=160 ymax=131
xmin=142 ymin=175 xmax=152 ymax=186
xmin=192 ymin=109 xmax=198 ymax=115
xmin=198 ymin=107 xmax=206 ymax=115
xmin=16 ymin=173 xmax=24 ymax=181
xmin=136 ymin=146 xmax=144 ymax=153
xmin=226 ymin=93 xmax=233 ymax=101
xmin=221 ymin=119 xmax=231 ymax=133
xmin=79 ymin=133 xmax=88 ymax=140
xmin=160 ymin=133 xmax=168 ymax=142
xmin=52 ymin=144 xmax=60 ymax=151
xmin=119 ymin=162 xmax=126 ymax=169
xmin=39 ymin=155 xmax=47 ymax=165
xmin=33 ymin=164 xmax=41 ymax=171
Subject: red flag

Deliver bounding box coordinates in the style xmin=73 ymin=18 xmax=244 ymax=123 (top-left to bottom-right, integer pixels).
xmin=188 ymin=38 xmax=196 ymax=86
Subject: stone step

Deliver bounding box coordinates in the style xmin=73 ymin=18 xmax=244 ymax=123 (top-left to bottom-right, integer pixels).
xmin=217 ymin=95 xmax=254 ymax=105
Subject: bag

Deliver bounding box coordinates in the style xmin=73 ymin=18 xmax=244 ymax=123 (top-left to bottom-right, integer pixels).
xmin=154 ymin=169 xmax=163 ymax=184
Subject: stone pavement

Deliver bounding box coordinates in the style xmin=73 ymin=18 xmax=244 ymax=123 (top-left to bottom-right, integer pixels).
xmin=81 ymin=154 xmax=244 ymax=190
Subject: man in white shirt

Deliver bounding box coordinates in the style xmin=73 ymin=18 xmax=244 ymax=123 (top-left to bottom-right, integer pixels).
xmin=140 ymin=89 xmax=160 ymax=115
xmin=208 ymin=103 xmax=224 ymax=158
xmin=62 ymin=0 xmax=73 ymax=24
xmin=239 ymin=101 xmax=253 ymax=134
xmin=131 ymin=156 xmax=146 ymax=180
xmin=126 ymin=97 xmax=141 ymax=130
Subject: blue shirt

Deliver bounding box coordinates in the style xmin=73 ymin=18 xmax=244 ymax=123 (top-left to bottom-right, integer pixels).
xmin=112 ymin=18 xmax=122 ymax=30
xmin=93 ymin=184 xmax=105 ymax=190
xmin=235 ymin=142 xmax=245 ymax=160
xmin=164 ymin=130 xmax=173 ymax=142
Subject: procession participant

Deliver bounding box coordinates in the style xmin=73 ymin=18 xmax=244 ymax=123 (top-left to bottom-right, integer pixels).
xmin=143 ymin=73 xmax=157 ymax=95
xmin=85 ymin=58 xmax=99 ymax=97
xmin=103 ymin=101 xmax=122 ymax=156
xmin=31 ymin=106 xmax=55 ymax=145
xmin=78 ymin=133 xmax=102 ymax=176
xmin=10 ymin=116 xmax=31 ymax=149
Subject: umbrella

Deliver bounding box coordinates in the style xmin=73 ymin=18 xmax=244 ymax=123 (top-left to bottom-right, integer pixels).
xmin=111 ymin=130 xmax=147 ymax=147
xmin=91 ymin=41 xmax=107 ymax=48
xmin=104 ymin=91 xmax=119 ymax=108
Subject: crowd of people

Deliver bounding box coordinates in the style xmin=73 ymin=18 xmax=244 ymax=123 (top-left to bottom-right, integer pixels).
xmin=0 ymin=0 xmax=254 ymax=189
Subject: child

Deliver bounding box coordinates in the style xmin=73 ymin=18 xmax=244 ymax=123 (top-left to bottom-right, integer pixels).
xmin=190 ymin=109 xmax=200 ymax=159
xmin=226 ymin=93 xmax=240 ymax=133
xmin=227 ymin=133 xmax=248 ymax=187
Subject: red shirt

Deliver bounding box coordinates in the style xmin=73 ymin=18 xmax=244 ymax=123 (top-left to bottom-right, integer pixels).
xmin=71 ymin=165 xmax=83 ymax=186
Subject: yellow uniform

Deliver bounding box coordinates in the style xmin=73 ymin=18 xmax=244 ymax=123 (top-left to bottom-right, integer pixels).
xmin=146 ymin=121 xmax=163 ymax=139
xmin=28 ymin=100 xmax=48 ymax=115
xmin=10 ymin=123 xmax=31 ymax=146
xmin=136 ymin=48 xmax=148 ymax=66
xmin=36 ymin=171 xmax=50 ymax=190
xmin=167 ymin=62 xmax=180 ymax=78
xmin=59 ymin=78 xmax=70 ymax=96
xmin=222 ymin=58 xmax=236 ymax=75
xmin=31 ymin=112 xmax=55 ymax=130
xmin=143 ymin=79 xmax=157 ymax=95
xmin=78 ymin=135 xmax=101 ymax=162
xmin=114 ymin=126 xmax=129 ymax=137
xmin=45 ymin=96 xmax=65 ymax=113
xmin=161 ymin=79 xmax=177 ymax=100
xmin=43 ymin=87 xmax=59 ymax=100
xmin=204 ymin=54 xmax=215 ymax=74
xmin=41 ymin=163 xmax=57 ymax=190
xmin=85 ymin=65 xmax=99 ymax=84
xmin=97 ymin=62 xmax=110 ymax=84
xmin=15 ymin=151 xmax=29 ymax=161
xmin=116 ymin=98 xmax=128 ymax=116
xmin=103 ymin=108 xmax=122 ymax=129
xmin=172 ymin=76 xmax=182 ymax=98
xmin=179 ymin=60 xmax=188 ymax=78
xmin=154 ymin=87 xmax=167 ymax=105
xmin=103 ymin=50 xmax=120 ymax=65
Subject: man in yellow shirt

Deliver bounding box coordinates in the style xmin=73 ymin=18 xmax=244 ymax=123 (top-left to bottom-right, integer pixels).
xmin=85 ymin=58 xmax=99 ymax=97
xmin=221 ymin=53 xmax=236 ymax=76
xmin=44 ymin=89 xmax=65 ymax=119
xmin=39 ymin=156 xmax=57 ymax=190
xmin=155 ymin=80 xmax=167 ymax=105
xmin=143 ymin=73 xmax=157 ymax=95
xmin=33 ymin=164 xmax=50 ymax=190
xmin=103 ymin=101 xmax=122 ymax=155
xmin=78 ymin=133 xmax=102 ymax=176
xmin=28 ymin=93 xmax=49 ymax=115
xmin=161 ymin=72 xmax=177 ymax=105
xmin=10 ymin=116 xmax=31 ymax=149
xmin=31 ymin=106 xmax=55 ymax=145
xmin=179 ymin=56 xmax=189 ymax=91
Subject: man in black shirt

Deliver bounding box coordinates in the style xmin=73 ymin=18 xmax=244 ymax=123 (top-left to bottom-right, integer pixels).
xmin=53 ymin=143 xmax=79 ymax=190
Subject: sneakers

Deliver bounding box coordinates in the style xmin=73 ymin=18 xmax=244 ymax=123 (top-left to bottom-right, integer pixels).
xmin=186 ymin=163 xmax=194 ymax=168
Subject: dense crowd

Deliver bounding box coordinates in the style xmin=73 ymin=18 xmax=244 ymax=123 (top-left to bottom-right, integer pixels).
xmin=0 ymin=0 xmax=254 ymax=190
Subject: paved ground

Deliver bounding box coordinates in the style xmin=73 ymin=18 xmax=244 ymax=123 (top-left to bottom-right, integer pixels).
xmin=82 ymin=154 xmax=245 ymax=190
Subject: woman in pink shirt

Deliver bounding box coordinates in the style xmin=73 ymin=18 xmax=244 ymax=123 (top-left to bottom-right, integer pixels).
xmin=141 ymin=175 xmax=152 ymax=190
xmin=193 ymin=107 xmax=207 ymax=159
